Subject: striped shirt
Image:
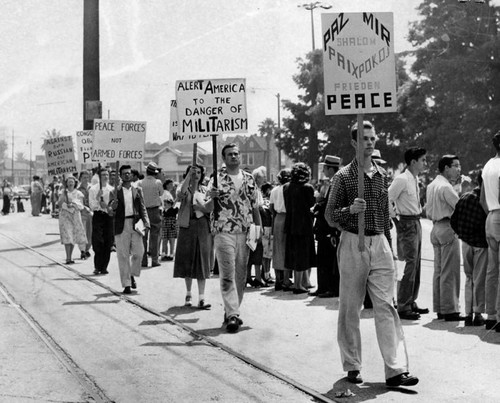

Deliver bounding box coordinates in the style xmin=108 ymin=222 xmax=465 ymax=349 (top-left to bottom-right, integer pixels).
xmin=325 ymin=159 xmax=392 ymax=244
xmin=138 ymin=175 xmax=164 ymax=208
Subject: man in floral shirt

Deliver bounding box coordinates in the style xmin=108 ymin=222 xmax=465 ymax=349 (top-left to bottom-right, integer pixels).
xmin=206 ymin=143 xmax=262 ymax=333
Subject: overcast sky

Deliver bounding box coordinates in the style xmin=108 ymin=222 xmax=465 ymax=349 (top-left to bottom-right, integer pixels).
xmin=1 ymin=0 xmax=494 ymax=158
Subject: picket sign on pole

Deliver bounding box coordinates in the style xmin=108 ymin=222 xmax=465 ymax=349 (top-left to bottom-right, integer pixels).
xmin=356 ymin=114 xmax=365 ymax=252
xmin=321 ymin=12 xmax=396 ymax=252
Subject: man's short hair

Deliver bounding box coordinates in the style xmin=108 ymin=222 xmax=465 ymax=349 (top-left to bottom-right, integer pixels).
xmin=351 ymin=120 xmax=375 ymax=141
xmin=98 ymin=168 xmax=108 ymax=177
xmin=119 ymin=164 xmax=132 ymax=175
xmin=438 ymin=155 xmax=459 ymax=173
xmin=492 ymin=131 xmax=500 ymax=151
xmin=404 ymin=147 xmax=427 ymax=165
xmin=221 ymin=143 xmax=238 ymax=158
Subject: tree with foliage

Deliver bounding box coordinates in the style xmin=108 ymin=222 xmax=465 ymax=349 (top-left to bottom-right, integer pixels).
xmin=41 ymin=129 xmax=62 ymax=152
xmin=15 ymin=152 xmax=27 ymax=162
xmin=403 ymin=0 xmax=500 ymax=172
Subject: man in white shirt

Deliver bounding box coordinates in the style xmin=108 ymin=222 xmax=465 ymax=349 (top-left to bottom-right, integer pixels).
xmin=389 ymin=147 xmax=428 ymax=320
xmin=110 ymin=165 xmax=150 ymax=294
xmin=88 ymin=169 xmax=114 ymax=275
xmin=426 ymin=155 xmax=463 ymax=321
xmin=481 ymin=131 xmax=500 ymax=331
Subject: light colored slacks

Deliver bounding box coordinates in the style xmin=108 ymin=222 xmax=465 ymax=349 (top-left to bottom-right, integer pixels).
xmin=430 ymin=220 xmax=461 ymax=314
xmin=462 ymin=243 xmax=487 ymax=315
xmin=115 ymin=219 xmax=144 ymax=288
xmin=214 ymin=232 xmax=249 ymax=318
xmin=485 ymin=210 xmax=500 ymax=321
xmin=337 ymin=231 xmax=407 ymax=379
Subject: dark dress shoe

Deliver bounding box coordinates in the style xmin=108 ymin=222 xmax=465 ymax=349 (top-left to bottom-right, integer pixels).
xmin=398 ymin=311 xmax=420 ymax=320
xmin=131 ymin=276 xmax=137 ymax=289
xmin=226 ymin=316 xmax=240 ymax=333
xmin=101 ymin=270 xmax=109 ymax=274
xmin=412 ymin=304 xmax=429 ymax=314
xmin=197 ymin=300 xmax=211 ymax=310
xmin=282 ymin=286 xmax=294 ymax=292
xmin=464 ymin=315 xmax=474 ymax=326
xmin=386 ymin=372 xmax=419 ymax=387
xmin=93 ymin=269 xmax=100 ymax=275
xmin=308 ymin=290 xmax=321 ymax=296
xmin=485 ymin=319 xmax=497 ymax=329
xmin=123 ymin=286 xmax=132 ymax=294
xmin=473 ymin=314 xmax=485 ymax=326
xmin=437 ymin=313 xmax=444 ymax=320
xmin=274 ymin=284 xmax=283 ymax=291
xmin=293 ymin=288 xmax=308 ymax=294
xmin=347 ymin=370 xmax=363 ymax=384
xmin=318 ymin=291 xmax=336 ymax=298
xmin=443 ymin=312 xmax=466 ymax=321
xmin=152 ymin=262 xmax=161 ymax=267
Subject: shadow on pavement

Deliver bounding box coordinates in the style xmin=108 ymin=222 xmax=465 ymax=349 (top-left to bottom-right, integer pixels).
xmin=423 ymin=319 xmax=500 ymax=345
xmin=325 ymin=378 xmax=418 ymax=401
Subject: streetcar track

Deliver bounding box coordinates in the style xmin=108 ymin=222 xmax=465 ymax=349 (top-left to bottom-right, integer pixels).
xmin=0 ymin=280 xmax=112 ymax=403
xmin=0 ymin=231 xmax=336 ymax=403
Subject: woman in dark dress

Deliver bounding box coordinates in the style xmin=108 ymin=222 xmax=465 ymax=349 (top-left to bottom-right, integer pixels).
xmin=284 ymin=163 xmax=316 ymax=294
xmin=173 ymin=164 xmax=214 ymax=309
xmin=1 ymin=180 xmax=12 ymax=215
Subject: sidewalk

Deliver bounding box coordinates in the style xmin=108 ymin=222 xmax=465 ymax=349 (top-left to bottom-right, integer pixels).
xmin=1 ymin=210 xmax=500 ymax=402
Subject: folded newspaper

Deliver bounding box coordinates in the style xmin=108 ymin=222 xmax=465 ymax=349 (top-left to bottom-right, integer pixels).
xmin=246 ymin=224 xmax=261 ymax=251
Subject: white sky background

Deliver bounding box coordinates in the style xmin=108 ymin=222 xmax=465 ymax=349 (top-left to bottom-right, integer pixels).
xmin=0 ymin=0 xmax=496 ymax=158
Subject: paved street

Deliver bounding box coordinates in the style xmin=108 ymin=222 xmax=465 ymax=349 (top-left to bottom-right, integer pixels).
xmin=1 ymin=206 xmax=499 ymax=402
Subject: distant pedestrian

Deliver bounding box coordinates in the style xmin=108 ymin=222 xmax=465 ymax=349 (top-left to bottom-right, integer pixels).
xmin=78 ymin=171 xmax=92 ymax=260
xmin=269 ymin=168 xmax=293 ymax=291
xmin=451 ymin=171 xmax=487 ymax=326
xmin=426 ymin=155 xmax=464 ymax=321
xmin=2 ymin=180 xmax=12 ymax=215
xmin=138 ymin=162 xmax=164 ymax=268
xmin=57 ymin=176 xmax=87 ymax=264
xmin=325 ymin=120 xmax=418 ymax=388
xmin=311 ymin=155 xmax=341 ymax=298
xmin=388 ymin=147 xmax=429 ymax=320
xmin=161 ymin=179 xmax=178 ymax=261
xmin=205 ymin=143 xmax=261 ymax=333
xmin=30 ymin=175 xmax=44 ymax=216
xmin=283 ymin=162 xmax=316 ymax=294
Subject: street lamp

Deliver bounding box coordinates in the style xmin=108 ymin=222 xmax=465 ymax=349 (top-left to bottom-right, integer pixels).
xmin=298 ymin=2 xmax=332 ymax=51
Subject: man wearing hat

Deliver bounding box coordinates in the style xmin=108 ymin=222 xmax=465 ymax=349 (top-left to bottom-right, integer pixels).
xmin=311 ymin=155 xmax=342 ymax=298
xmin=138 ymin=162 xmax=164 ymax=267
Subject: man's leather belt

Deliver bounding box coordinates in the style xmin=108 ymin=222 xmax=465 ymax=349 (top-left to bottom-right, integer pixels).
xmin=399 ymin=215 xmax=420 ymax=220
xmin=346 ymin=229 xmax=382 ymax=236
xmin=125 ymin=215 xmax=135 ymax=219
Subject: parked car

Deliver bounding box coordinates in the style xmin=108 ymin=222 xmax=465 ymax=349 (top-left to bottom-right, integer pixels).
xmin=12 ymin=185 xmax=30 ymax=200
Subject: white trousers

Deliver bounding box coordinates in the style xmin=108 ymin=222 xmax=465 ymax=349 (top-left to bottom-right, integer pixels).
xmin=337 ymin=231 xmax=408 ymax=379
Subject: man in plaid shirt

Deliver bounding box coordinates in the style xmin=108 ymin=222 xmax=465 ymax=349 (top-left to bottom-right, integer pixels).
xmin=450 ymin=172 xmax=487 ymax=326
xmin=325 ymin=121 xmax=418 ymax=388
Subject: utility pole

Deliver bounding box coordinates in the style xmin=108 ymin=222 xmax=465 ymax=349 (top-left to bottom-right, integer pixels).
xmin=298 ymin=2 xmax=332 ymax=51
xmin=11 ymin=130 xmax=14 ymax=184
xmin=276 ymin=93 xmax=282 ymax=171
xmin=83 ymin=0 xmax=101 ymax=131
